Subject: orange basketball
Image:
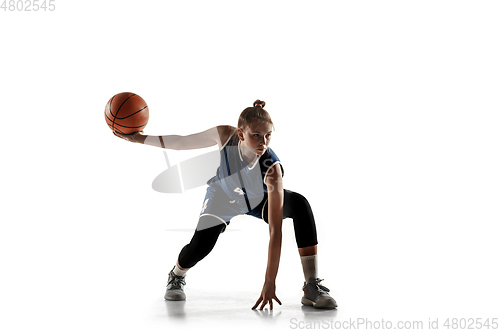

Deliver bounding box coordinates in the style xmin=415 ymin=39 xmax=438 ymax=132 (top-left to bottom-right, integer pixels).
xmin=104 ymin=92 xmax=149 ymax=134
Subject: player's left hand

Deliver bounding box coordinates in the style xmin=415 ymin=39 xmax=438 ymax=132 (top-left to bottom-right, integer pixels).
xmin=252 ymin=281 xmax=282 ymax=310
xmin=113 ymin=130 xmax=145 ymax=143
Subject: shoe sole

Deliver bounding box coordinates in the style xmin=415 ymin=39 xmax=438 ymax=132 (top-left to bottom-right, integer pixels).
xmin=301 ymin=296 xmax=337 ymax=309
xmin=165 ymin=291 xmax=186 ymax=301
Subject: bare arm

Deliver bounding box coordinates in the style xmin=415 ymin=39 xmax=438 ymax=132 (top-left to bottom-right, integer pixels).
xmin=252 ymin=163 xmax=284 ymax=310
xmin=113 ymin=125 xmax=235 ymax=150
xmin=264 ymin=163 xmax=284 ymax=283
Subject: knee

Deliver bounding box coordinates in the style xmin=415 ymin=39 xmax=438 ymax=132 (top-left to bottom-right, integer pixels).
xmin=284 ymin=190 xmax=312 ymax=218
xmin=197 ymin=215 xmax=226 ymax=232
xmin=287 ymin=190 xmax=311 ymax=210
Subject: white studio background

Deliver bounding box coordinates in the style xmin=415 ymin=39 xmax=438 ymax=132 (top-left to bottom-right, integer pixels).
xmin=1 ymin=1 xmax=499 ymax=332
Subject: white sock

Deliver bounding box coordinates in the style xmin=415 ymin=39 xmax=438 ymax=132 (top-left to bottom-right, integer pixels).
xmin=173 ymin=262 xmax=189 ymax=277
xmin=300 ymin=254 xmax=318 ymax=283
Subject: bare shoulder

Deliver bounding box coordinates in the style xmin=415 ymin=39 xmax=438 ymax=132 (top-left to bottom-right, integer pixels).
xmin=216 ymin=125 xmax=237 ymax=148
xmin=265 ymin=163 xmax=283 ymax=186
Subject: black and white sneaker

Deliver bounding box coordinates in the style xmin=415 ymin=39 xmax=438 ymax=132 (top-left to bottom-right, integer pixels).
xmin=301 ymin=277 xmax=337 ymax=309
xmin=164 ymin=267 xmax=186 ymax=301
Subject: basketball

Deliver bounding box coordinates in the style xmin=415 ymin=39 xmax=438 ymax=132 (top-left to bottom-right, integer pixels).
xmin=104 ymin=92 xmax=149 ymax=134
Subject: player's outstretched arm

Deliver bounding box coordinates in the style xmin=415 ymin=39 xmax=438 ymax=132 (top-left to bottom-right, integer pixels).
xmin=252 ymin=163 xmax=284 ymax=310
xmin=114 ymin=125 xmax=235 ymax=150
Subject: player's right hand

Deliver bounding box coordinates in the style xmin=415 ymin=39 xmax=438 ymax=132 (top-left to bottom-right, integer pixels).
xmin=113 ymin=130 xmax=145 ymax=143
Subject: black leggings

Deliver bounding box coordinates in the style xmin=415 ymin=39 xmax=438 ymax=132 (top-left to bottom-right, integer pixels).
xmin=177 ymin=189 xmax=318 ymax=269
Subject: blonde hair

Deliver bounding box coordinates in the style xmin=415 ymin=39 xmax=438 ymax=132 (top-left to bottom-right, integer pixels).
xmin=237 ymin=99 xmax=275 ymax=131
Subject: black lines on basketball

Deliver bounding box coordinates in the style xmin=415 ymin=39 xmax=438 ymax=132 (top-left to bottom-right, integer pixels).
xmin=114 ymin=105 xmax=149 ymax=120
xmin=111 ymin=93 xmax=135 ymax=131
xmin=104 ymin=92 xmax=149 ymax=135
xmin=111 ymin=93 xmax=136 ymax=118
xmin=112 ymin=122 xmax=149 ymax=129
xmin=113 ymin=127 xmax=126 ymax=134
xmin=104 ymin=111 xmax=115 ymax=124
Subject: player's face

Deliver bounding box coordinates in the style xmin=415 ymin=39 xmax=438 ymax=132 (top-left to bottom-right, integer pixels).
xmin=238 ymin=121 xmax=273 ymax=156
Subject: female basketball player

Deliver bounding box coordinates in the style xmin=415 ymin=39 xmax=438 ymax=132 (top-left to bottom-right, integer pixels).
xmin=113 ymin=100 xmax=337 ymax=310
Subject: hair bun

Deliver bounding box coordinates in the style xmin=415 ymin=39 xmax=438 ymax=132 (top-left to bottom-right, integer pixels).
xmin=253 ymin=99 xmax=266 ymax=108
